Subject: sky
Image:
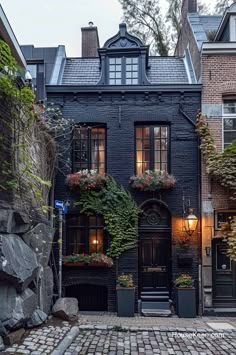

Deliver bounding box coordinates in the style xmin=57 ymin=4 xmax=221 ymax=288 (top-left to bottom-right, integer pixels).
xmin=1 ymin=0 xmax=216 ymax=57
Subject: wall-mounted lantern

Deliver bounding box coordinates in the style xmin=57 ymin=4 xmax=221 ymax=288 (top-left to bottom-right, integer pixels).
xmin=184 ymin=208 xmax=198 ymax=236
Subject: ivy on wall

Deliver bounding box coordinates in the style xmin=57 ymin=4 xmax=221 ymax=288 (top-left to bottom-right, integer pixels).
xmin=77 ymin=177 xmax=140 ymax=257
xmin=0 ymin=40 xmax=55 ymax=215
xmin=196 ymin=113 xmax=236 ymax=199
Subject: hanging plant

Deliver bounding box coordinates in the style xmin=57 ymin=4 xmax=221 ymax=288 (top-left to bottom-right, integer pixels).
xmin=196 ymin=113 xmax=236 ymax=199
xmin=76 ymin=176 xmax=140 ymax=257
xmin=129 ymin=170 xmax=176 ymax=191
xmin=66 ymin=169 xmax=109 ymax=191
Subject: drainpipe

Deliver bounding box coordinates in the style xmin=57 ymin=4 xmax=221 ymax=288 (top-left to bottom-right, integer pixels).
xmin=197 ymin=134 xmax=203 ymax=316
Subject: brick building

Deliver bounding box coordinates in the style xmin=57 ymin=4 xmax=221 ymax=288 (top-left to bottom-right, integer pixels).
xmin=25 ymin=22 xmax=201 ymax=315
xmin=176 ymin=0 xmax=236 ymax=314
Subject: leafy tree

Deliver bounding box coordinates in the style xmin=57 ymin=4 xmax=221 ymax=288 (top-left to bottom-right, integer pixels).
xmin=119 ymin=0 xmax=170 ymax=55
xmin=215 ymin=0 xmax=233 ymax=14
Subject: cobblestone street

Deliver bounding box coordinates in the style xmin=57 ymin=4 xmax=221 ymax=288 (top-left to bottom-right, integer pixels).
xmin=3 ymin=315 xmax=236 ymax=355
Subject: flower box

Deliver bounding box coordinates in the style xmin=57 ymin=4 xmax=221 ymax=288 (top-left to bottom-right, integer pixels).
xmin=66 ymin=169 xmax=109 ymax=191
xmin=63 ymin=253 xmax=113 ymax=268
xmin=63 ymin=262 xmax=112 ymax=268
xmin=129 ymin=170 xmax=176 ymax=192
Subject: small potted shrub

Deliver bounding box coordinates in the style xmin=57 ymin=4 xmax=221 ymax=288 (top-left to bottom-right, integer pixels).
xmin=175 ymin=274 xmax=196 ymax=318
xmin=116 ymin=273 xmax=135 ymax=317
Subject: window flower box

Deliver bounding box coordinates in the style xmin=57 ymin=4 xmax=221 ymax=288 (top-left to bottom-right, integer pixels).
xmin=129 ymin=170 xmax=176 ymax=192
xmin=66 ymin=170 xmax=109 ymax=191
xmin=63 ymin=253 xmax=113 ymax=268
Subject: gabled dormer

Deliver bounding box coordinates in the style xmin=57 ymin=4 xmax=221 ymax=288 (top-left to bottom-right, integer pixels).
xmin=98 ymin=24 xmax=150 ymax=85
xmin=215 ymin=2 xmax=236 ymax=42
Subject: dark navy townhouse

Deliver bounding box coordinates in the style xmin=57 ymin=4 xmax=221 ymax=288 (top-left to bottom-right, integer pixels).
xmin=22 ymin=23 xmax=201 ymax=314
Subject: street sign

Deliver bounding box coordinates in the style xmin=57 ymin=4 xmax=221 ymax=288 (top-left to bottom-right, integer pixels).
xmin=55 ymin=200 xmax=64 ymax=209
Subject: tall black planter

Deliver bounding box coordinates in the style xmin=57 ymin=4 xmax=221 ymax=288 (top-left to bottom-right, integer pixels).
xmin=117 ymin=288 xmax=135 ymax=317
xmin=176 ymin=288 xmax=196 ymax=318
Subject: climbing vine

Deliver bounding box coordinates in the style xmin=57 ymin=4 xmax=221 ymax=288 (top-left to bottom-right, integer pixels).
xmin=0 ymin=40 xmax=55 ymax=215
xmin=221 ymin=217 xmax=236 ymax=262
xmin=76 ymin=176 xmax=140 ymax=257
xmin=196 ymin=113 xmax=236 ymax=199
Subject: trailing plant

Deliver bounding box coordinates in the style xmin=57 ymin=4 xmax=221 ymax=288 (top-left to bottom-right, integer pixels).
xmin=76 ymin=176 xmax=140 ymax=257
xmin=66 ymin=169 xmax=109 ymax=191
xmin=63 ymin=253 xmax=113 ymax=267
xmin=0 ymin=40 xmax=55 ymax=215
xmin=129 ymin=169 xmax=176 ymax=191
xmin=174 ymin=274 xmax=194 ymax=288
xmin=117 ymin=273 xmax=134 ymax=288
xmin=196 ymin=113 xmax=236 ymax=199
xmin=221 ymin=216 xmax=236 ymax=262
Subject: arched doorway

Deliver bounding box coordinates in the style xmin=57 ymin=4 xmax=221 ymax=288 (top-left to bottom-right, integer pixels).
xmin=139 ymin=199 xmax=171 ymax=292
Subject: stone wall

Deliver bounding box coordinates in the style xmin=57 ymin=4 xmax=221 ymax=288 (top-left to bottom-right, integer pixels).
xmin=0 ymin=100 xmax=55 ymax=334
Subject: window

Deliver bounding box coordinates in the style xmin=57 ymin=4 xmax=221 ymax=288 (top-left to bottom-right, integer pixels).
xmin=223 ymin=100 xmax=236 ymax=148
xmin=66 ymin=215 xmax=106 ymax=255
xmin=109 ymin=58 xmax=122 ymax=85
xmin=215 ymin=210 xmax=236 ymax=230
xmin=73 ymin=126 xmax=106 ymax=173
xmin=126 ymin=58 xmax=138 ymax=85
xmin=108 ymin=57 xmax=139 ymax=85
xmin=135 ymin=126 xmax=169 ymax=174
xmin=27 ymin=64 xmax=37 ymax=80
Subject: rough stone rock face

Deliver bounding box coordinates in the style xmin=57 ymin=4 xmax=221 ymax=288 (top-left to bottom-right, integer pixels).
xmin=26 ymin=309 xmax=48 ymax=328
xmin=0 ymin=234 xmax=39 ymax=291
xmin=52 ymin=298 xmax=79 ymax=321
xmin=38 ymin=266 xmax=54 ymax=314
xmin=0 ymin=321 xmax=7 ymax=337
xmin=0 ymin=286 xmax=37 ymax=330
xmin=0 ymin=335 xmax=4 ymax=351
xmin=22 ymin=223 xmax=53 ymax=267
xmin=0 ymin=210 xmax=30 ymax=234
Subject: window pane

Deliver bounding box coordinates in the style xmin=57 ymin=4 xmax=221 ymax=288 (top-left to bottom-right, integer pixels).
xmin=116 ymin=72 xmax=122 ymax=79
xmin=68 ymin=229 xmax=86 ymax=254
xmin=89 ymin=229 xmax=104 ymax=254
xmin=115 ymin=79 xmax=122 ymax=85
xmin=110 ymin=65 xmax=115 ymax=71
xmin=132 ymin=79 xmax=138 ymax=84
xmin=109 ymin=79 xmax=115 ymax=85
xmin=224 ymin=101 xmax=236 ymax=114
xmin=161 ymin=150 xmax=168 ymax=162
xmin=224 ymin=131 xmax=236 ymax=145
xmin=115 ymin=58 xmax=122 ymax=64
xmin=110 ymin=58 xmax=115 ymax=64
xmin=161 ymin=127 xmax=168 ymax=138
xmin=155 ymin=151 xmax=160 ymax=162
xmin=154 ymin=127 xmax=161 ymax=137
xmin=27 ymin=64 xmax=37 ymax=79
xmin=224 ymin=118 xmax=236 ymax=130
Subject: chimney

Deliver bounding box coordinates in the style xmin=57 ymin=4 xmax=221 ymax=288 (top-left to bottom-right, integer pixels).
xmin=181 ymin=0 xmax=197 ymax=22
xmin=81 ymin=22 xmax=100 ymax=57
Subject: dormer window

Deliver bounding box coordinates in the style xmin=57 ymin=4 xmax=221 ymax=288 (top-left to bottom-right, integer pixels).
xmin=108 ymin=57 xmax=139 ymax=85
xmin=98 ymin=24 xmax=150 ymax=86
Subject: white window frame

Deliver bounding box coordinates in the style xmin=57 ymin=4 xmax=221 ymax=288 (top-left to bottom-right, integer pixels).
xmin=222 ymin=100 xmax=236 ymax=149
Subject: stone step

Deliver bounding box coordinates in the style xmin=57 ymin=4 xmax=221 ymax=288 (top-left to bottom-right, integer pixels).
xmin=141 ymin=295 xmax=169 ymax=301
xmin=141 ymin=291 xmax=169 ymax=296
xmin=142 ymin=309 xmax=172 ymax=317
xmin=141 ymin=301 xmax=170 ymax=310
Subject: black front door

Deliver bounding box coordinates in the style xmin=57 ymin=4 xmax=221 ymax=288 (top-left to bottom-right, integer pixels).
xmin=213 ymin=239 xmax=236 ymax=307
xmin=140 ymin=232 xmax=171 ymax=290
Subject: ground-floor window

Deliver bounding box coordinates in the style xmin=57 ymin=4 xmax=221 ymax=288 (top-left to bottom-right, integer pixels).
xmin=66 ymin=214 xmax=106 ymax=254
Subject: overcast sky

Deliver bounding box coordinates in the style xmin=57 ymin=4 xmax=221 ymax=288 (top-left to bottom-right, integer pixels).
xmin=1 ymin=0 xmax=216 ymax=57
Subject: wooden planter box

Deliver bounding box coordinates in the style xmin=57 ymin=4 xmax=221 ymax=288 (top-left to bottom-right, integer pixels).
xmin=117 ymin=288 xmax=135 ymax=317
xmin=63 ymin=262 xmax=112 ymax=268
xmin=176 ymin=288 xmax=196 ymax=318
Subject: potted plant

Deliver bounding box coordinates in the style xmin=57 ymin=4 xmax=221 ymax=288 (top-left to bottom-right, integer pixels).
xmin=116 ymin=273 xmax=135 ymax=317
xmin=175 ymin=274 xmax=196 ymax=318
xmin=129 ymin=170 xmax=176 ymax=192
xmin=66 ymin=169 xmax=109 ymax=191
xmin=63 ymin=253 xmax=113 ymax=268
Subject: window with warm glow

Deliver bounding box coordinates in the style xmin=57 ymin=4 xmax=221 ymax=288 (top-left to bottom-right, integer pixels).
xmin=135 ymin=126 xmax=169 ymax=174
xmin=66 ymin=215 xmax=105 ymax=255
xmin=73 ymin=126 xmax=106 ymax=173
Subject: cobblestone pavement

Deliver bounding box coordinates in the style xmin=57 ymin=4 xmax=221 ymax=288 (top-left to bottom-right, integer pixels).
xmin=4 ymin=321 xmax=72 ymax=354
xmin=3 ymin=315 xmax=236 ymax=355
xmin=66 ymin=327 xmax=236 ymax=355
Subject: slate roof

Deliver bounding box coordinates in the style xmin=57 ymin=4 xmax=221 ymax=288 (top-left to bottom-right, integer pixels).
xmin=188 ymin=14 xmax=222 ymax=50
xmin=61 ymin=58 xmax=101 ymax=85
xmin=61 ymin=56 xmax=190 ymax=86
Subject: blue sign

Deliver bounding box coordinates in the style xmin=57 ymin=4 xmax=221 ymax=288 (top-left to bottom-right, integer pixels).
xmin=63 ymin=205 xmax=68 ymax=215
xmin=55 ymin=200 xmax=64 ymax=209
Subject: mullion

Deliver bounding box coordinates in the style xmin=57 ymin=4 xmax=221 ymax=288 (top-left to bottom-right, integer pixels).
xmin=150 ymin=127 xmax=155 ymax=170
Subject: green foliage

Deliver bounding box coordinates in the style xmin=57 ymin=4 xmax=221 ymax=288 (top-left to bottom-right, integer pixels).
xmin=77 ymin=177 xmax=140 ymax=257
xmin=221 ymin=217 xmax=236 ymax=261
xmin=63 ymin=253 xmax=113 ymax=266
xmin=175 ymin=274 xmax=194 ymax=288
xmin=0 ymin=39 xmax=17 ymax=72
xmin=117 ymin=273 xmax=134 ymax=288
xmin=196 ymin=113 xmax=236 ymax=199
